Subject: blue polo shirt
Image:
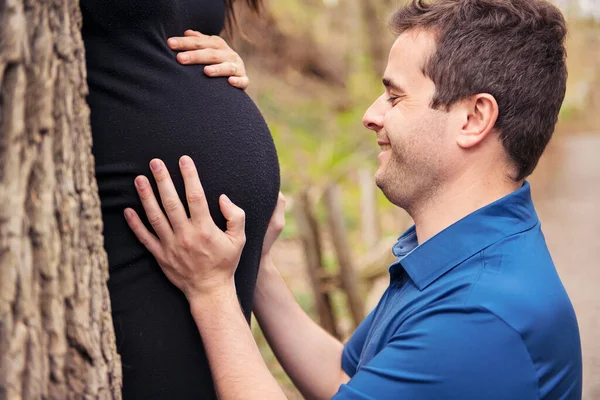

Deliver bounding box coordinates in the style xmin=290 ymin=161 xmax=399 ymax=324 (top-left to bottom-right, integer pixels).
xmin=334 ymin=182 xmax=582 ymax=399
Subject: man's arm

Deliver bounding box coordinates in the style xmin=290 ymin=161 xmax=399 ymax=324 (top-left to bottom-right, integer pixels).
xmin=189 ymin=289 xmax=287 ymax=400
xmin=253 ymin=255 xmax=350 ymax=400
xmin=124 ymin=158 xmax=349 ymax=399
xmin=124 ymin=157 xmax=287 ymax=400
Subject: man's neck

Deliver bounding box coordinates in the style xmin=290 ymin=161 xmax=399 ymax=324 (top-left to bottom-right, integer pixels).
xmin=410 ymin=173 xmax=523 ymax=244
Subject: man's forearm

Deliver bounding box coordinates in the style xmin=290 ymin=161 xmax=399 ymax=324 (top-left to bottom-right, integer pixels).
xmin=189 ymin=289 xmax=286 ymax=400
xmin=254 ymin=255 xmax=350 ymax=400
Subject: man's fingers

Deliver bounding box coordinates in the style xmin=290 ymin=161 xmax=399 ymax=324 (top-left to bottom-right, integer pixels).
xmin=261 ymin=192 xmax=286 ymax=256
xmin=124 ymin=208 xmax=166 ymax=260
xmin=134 ymin=175 xmax=174 ymax=240
xmin=179 ymin=156 xmax=212 ymax=224
xmin=168 ymin=34 xmax=225 ymax=51
xmin=271 ymin=192 xmax=286 ymax=231
xmin=228 ymin=76 xmax=249 ymax=90
xmin=183 ymin=29 xmax=203 ymax=37
xmin=219 ymin=195 xmax=246 ymax=245
xmin=149 ymin=159 xmax=189 ymax=231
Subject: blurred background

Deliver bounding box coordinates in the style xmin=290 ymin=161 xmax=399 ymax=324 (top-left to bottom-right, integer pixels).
xmin=230 ymin=0 xmax=599 ymax=398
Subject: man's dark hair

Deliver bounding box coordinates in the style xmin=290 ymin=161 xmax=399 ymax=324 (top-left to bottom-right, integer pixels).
xmin=390 ymin=0 xmax=568 ymax=180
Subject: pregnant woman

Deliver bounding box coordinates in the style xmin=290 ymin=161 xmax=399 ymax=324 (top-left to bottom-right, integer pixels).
xmin=80 ymin=0 xmax=280 ymax=398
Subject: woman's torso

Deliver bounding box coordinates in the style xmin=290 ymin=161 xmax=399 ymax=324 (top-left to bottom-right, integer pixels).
xmin=81 ymin=0 xmax=280 ymax=272
xmin=81 ymin=1 xmax=280 ymax=397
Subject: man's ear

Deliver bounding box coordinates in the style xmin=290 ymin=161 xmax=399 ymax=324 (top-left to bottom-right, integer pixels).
xmin=456 ymin=93 xmax=499 ymax=149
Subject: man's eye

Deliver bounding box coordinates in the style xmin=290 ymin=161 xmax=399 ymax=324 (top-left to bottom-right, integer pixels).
xmin=387 ymin=96 xmax=402 ymax=104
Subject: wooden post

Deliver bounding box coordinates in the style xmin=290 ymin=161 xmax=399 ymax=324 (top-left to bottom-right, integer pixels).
xmin=359 ymin=168 xmax=380 ymax=249
xmin=324 ymin=184 xmax=365 ymax=327
xmin=294 ymin=191 xmax=339 ymax=338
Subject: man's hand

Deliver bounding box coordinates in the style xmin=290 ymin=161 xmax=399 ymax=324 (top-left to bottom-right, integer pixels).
xmin=168 ymin=30 xmax=250 ymax=90
xmin=124 ymin=156 xmax=246 ymax=301
xmin=125 ymin=156 xmax=287 ymax=400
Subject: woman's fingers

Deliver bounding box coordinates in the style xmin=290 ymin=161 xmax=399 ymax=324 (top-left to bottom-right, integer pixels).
xmin=168 ymin=34 xmax=225 ymax=51
xmin=228 ymin=76 xmax=249 ymax=90
xmin=176 ymin=48 xmax=235 ymax=66
xmin=205 ymin=61 xmax=243 ymax=77
xmin=149 ymin=159 xmax=189 ymax=231
xmin=124 ymin=208 xmax=166 ymax=261
xmin=169 ymin=30 xmax=248 ymax=89
xmin=179 ymin=156 xmax=212 ymax=225
xmin=133 ymin=175 xmax=174 ymax=240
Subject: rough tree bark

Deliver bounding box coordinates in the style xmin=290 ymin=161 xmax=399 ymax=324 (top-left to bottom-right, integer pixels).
xmin=0 ymin=0 xmax=121 ymax=399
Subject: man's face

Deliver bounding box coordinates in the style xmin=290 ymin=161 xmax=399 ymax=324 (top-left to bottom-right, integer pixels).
xmin=363 ymin=30 xmax=461 ymax=210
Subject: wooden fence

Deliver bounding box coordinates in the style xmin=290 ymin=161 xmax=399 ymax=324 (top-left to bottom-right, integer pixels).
xmin=292 ymin=168 xmax=411 ymax=338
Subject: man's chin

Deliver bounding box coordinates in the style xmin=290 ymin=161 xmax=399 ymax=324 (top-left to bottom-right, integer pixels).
xmin=375 ymin=172 xmax=409 ymax=210
xmin=374 ymin=172 xmax=390 ymax=196
xmin=374 ymin=170 xmax=384 ymax=189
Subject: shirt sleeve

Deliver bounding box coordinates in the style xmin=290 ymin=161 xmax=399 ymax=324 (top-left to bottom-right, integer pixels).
xmin=341 ymin=310 xmax=375 ymax=377
xmin=333 ymin=307 xmax=538 ymax=400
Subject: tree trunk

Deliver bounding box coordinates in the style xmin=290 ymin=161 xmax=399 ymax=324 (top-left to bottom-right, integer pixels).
xmin=0 ymin=0 xmax=121 ymax=399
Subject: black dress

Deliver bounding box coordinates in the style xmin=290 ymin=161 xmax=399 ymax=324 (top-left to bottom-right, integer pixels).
xmin=80 ymin=0 xmax=280 ymax=398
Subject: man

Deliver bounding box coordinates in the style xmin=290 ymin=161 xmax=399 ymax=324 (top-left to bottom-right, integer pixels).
xmin=124 ymin=0 xmax=582 ymax=398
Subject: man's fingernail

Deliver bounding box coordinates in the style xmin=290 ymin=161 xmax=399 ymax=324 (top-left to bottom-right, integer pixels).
xmin=124 ymin=209 xmax=133 ymax=220
xmin=180 ymin=53 xmax=189 ymax=62
xmin=150 ymin=159 xmax=162 ymax=173
xmin=168 ymin=38 xmax=179 ymax=48
xmin=180 ymin=156 xmax=191 ymax=167
xmin=205 ymin=66 xmax=215 ymax=74
xmin=222 ymin=194 xmax=231 ymax=204
xmin=135 ymin=176 xmax=147 ymax=189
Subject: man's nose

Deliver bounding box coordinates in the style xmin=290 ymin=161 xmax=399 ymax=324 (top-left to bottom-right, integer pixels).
xmin=362 ymin=94 xmax=386 ymax=131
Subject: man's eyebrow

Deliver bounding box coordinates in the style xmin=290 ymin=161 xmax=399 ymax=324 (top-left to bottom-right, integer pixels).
xmin=382 ymin=78 xmax=406 ymax=94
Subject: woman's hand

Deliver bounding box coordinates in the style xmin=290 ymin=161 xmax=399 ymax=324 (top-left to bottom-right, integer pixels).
xmin=168 ymin=30 xmax=250 ymax=90
xmin=261 ymin=193 xmax=286 ymax=257
xmin=124 ymin=156 xmax=247 ymax=301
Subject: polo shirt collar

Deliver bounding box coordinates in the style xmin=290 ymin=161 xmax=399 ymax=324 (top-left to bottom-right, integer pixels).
xmin=390 ymin=181 xmax=539 ymax=291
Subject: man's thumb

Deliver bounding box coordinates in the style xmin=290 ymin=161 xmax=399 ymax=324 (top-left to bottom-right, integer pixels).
xmin=219 ymin=194 xmax=246 ymax=242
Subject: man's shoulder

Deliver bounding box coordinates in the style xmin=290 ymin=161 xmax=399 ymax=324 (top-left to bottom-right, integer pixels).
xmin=473 ymin=225 xmax=567 ymax=307
xmin=463 ymin=228 xmax=581 ymax=392
xmin=469 ymin=226 xmax=574 ymax=326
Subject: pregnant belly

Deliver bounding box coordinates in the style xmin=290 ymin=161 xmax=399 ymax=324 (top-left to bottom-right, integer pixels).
xmin=89 ymin=71 xmax=280 ymax=270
